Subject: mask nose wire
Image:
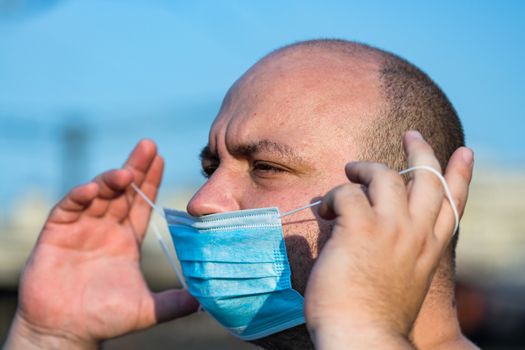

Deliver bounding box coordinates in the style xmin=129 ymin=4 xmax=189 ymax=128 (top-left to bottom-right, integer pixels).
xmin=131 ymin=183 xmax=187 ymax=289
xmin=280 ymin=165 xmax=459 ymax=236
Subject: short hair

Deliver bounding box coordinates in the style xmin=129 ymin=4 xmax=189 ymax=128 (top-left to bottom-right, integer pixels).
xmin=365 ymin=42 xmax=464 ymax=256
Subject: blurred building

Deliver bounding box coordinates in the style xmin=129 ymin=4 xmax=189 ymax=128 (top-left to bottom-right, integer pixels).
xmin=0 ymin=169 xmax=524 ymax=349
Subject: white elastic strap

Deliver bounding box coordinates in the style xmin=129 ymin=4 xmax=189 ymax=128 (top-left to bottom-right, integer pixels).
xmin=280 ymin=200 xmax=322 ymax=218
xmin=131 ymin=183 xmax=164 ymax=218
xmin=131 ymin=183 xmax=187 ymax=289
xmin=280 ymin=165 xmax=459 ymax=236
xmin=399 ymin=165 xmax=459 ymax=235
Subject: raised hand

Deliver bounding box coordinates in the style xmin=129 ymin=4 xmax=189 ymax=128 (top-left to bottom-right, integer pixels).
xmin=304 ymin=131 xmax=474 ymax=349
xmin=5 ymin=140 xmax=198 ymax=350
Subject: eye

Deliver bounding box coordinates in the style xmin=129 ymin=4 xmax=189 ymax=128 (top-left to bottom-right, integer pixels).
xmin=252 ymin=161 xmax=286 ymax=175
xmin=201 ymin=161 xmax=219 ymax=179
xmin=201 ymin=168 xmax=213 ymax=178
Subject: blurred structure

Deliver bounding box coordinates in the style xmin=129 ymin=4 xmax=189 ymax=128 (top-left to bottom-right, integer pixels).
xmin=60 ymin=116 xmax=89 ymax=195
xmin=455 ymin=170 xmax=525 ymax=348
xmin=1 ymin=166 xmax=524 ymax=349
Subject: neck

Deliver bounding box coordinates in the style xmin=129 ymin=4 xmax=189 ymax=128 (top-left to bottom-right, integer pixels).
xmin=411 ymin=283 xmax=465 ymax=350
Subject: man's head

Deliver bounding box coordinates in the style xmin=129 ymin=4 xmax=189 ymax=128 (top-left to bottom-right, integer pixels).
xmin=187 ymin=39 xmax=464 ymax=349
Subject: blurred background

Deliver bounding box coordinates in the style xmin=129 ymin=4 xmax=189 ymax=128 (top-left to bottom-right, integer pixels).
xmin=0 ymin=0 xmax=524 ymax=349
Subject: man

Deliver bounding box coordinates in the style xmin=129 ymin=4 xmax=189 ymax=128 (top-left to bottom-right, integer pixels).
xmin=4 ymin=39 xmax=476 ymax=349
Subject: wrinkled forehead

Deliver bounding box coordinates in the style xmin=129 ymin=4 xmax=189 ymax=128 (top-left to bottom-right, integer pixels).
xmin=209 ymin=53 xmax=382 ymax=156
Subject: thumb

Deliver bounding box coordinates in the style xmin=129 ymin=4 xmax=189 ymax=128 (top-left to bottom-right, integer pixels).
xmin=152 ymin=289 xmax=200 ymax=324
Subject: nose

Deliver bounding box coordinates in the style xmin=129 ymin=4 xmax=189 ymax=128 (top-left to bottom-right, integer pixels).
xmin=186 ymin=170 xmax=242 ymax=216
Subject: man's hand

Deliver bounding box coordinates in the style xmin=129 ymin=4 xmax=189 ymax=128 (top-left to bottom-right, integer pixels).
xmin=4 ymin=140 xmax=199 ymax=350
xmin=304 ymin=131 xmax=474 ymax=349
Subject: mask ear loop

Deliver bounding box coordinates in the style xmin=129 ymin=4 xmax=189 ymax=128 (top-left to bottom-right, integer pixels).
xmin=399 ymin=165 xmax=459 ymax=235
xmin=280 ymin=165 xmax=459 ymax=236
xmin=131 ymin=183 xmax=187 ymax=289
xmin=280 ymin=200 xmax=322 ymax=218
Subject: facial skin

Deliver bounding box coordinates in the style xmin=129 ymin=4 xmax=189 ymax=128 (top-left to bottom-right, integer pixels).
xmin=189 ymin=49 xmax=382 ymax=295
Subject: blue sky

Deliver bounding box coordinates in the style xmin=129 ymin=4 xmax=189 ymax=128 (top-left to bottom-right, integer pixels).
xmin=0 ymin=0 xmax=524 ymax=207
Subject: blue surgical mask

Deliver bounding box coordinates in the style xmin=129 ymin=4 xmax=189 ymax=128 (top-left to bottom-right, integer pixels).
xmin=131 ymin=183 xmax=319 ymax=340
xmin=164 ymin=206 xmax=309 ymax=340
xmin=131 ymin=164 xmax=459 ymax=341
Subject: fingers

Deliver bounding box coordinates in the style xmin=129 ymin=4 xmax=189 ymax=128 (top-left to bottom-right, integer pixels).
xmin=121 ymin=139 xmax=164 ymax=240
xmin=94 ymin=169 xmax=134 ymax=199
xmin=319 ymin=183 xmax=372 ymax=227
xmin=46 ymin=140 xmax=159 ymax=226
xmin=403 ymin=131 xmax=444 ymax=229
xmin=345 ymin=162 xmax=409 ymax=218
xmin=84 ymin=138 xmax=159 ymax=222
xmin=152 ymin=289 xmax=199 ymax=324
xmin=434 ymin=147 xmax=474 ymax=244
xmin=48 ymin=182 xmax=99 ymax=224
xmin=128 ymin=154 xmax=165 ymax=240
xmin=87 ymin=169 xmax=134 ymax=220
xmin=123 ymin=139 xmax=158 ymax=195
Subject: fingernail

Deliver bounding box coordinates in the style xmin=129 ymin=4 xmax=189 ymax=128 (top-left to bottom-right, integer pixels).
xmin=462 ymin=147 xmax=473 ymax=165
xmin=406 ymin=130 xmax=423 ymax=140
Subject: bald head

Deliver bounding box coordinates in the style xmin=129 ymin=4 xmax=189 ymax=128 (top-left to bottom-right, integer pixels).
xmin=262 ymin=39 xmax=464 ymax=169
xmin=226 ymin=39 xmax=463 ymax=167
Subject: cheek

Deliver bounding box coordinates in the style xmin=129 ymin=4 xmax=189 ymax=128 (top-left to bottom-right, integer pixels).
xmin=239 ymin=184 xmax=311 ymax=211
xmin=282 ymin=216 xmax=334 ymax=294
xmin=282 ymin=210 xmax=334 ymax=257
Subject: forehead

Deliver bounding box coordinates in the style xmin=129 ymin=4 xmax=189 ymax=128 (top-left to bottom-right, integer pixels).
xmin=209 ymin=53 xmax=381 ymax=159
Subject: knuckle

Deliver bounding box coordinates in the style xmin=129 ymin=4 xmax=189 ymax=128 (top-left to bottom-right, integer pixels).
xmin=343 ymin=211 xmax=376 ymax=233
xmin=374 ymin=163 xmax=391 ymax=174
xmin=390 ymin=179 xmax=407 ymax=196
xmin=383 ymin=169 xmax=406 ymax=193
xmin=333 ymin=183 xmax=354 ymax=199
xmin=356 ymin=217 xmax=376 ymax=234
xmin=385 ymin=169 xmax=403 ymax=183
xmin=378 ymin=216 xmax=399 ymax=236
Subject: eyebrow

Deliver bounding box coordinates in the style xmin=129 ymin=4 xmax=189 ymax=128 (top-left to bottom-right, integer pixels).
xmin=200 ymin=139 xmax=313 ymax=169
